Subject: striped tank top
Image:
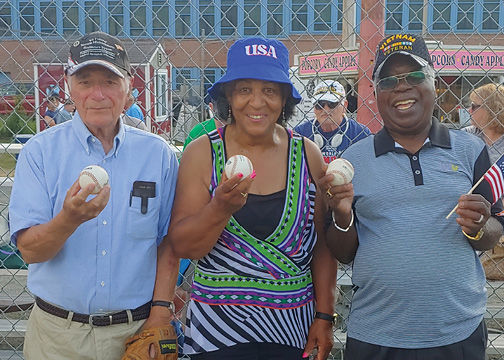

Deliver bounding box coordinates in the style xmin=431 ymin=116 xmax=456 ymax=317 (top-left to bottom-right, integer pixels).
xmin=184 ymin=127 xmax=318 ymax=354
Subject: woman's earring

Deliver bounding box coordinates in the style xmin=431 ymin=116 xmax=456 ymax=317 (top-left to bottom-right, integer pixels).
xmin=228 ymin=106 xmax=232 ymax=122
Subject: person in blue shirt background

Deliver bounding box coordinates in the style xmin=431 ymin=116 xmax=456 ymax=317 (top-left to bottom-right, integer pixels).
xmin=125 ymin=88 xmax=145 ymax=122
xmin=294 ymin=80 xmax=371 ymax=163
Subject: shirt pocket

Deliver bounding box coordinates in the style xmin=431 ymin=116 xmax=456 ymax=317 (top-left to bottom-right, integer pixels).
xmin=127 ymin=195 xmax=160 ymax=240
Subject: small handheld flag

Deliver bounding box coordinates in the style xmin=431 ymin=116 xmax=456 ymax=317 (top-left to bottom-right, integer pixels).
xmin=483 ymin=157 xmax=504 ymax=205
xmin=446 ymin=153 xmax=504 ymax=219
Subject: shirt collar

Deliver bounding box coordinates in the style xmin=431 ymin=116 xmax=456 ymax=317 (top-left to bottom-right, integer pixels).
xmin=72 ymin=111 xmax=126 ymax=156
xmin=374 ymin=117 xmax=451 ymax=157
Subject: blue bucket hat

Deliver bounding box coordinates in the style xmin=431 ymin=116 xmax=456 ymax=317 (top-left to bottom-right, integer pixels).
xmin=208 ymin=37 xmax=302 ymax=104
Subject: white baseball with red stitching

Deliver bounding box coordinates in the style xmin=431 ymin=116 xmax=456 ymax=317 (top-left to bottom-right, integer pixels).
xmin=79 ymin=165 xmax=109 ymax=194
xmin=327 ymin=158 xmax=354 ymax=186
xmin=225 ymin=155 xmax=254 ymax=180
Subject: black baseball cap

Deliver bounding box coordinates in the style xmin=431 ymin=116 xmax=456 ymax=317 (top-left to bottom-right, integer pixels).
xmin=66 ymin=32 xmax=131 ymax=78
xmin=372 ymin=34 xmax=433 ymax=80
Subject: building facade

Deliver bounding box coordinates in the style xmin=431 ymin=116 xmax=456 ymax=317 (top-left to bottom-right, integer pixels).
xmin=0 ymin=0 xmax=503 ymax=131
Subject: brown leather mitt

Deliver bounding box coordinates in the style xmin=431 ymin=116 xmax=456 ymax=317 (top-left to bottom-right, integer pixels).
xmin=122 ymin=325 xmax=178 ymax=360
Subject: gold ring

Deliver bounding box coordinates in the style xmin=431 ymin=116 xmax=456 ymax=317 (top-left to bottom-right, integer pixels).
xmin=240 ymin=192 xmax=248 ymax=198
xmin=326 ymin=189 xmax=333 ymax=198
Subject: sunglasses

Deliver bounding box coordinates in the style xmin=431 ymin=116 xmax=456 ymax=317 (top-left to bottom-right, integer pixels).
xmin=377 ymin=71 xmax=428 ymax=91
xmin=470 ymin=103 xmax=482 ymax=111
xmin=314 ymin=100 xmax=340 ymax=110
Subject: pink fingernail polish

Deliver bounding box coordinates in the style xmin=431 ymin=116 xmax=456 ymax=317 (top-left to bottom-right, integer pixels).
xmin=237 ymin=173 xmax=243 ymax=178
xmin=302 ymin=352 xmax=309 ymax=358
xmin=251 ymin=170 xmax=256 ymax=179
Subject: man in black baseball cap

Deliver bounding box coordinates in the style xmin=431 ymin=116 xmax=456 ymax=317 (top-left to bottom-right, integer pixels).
xmin=372 ymin=33 xmax=433 ymax=80
xmin=323 ymin=33 xmax=503 ymax=360
xmin=66 ymin=31 xmax=131 ymax=78
xmin=12 ymin=31 xmax=180 ymax=360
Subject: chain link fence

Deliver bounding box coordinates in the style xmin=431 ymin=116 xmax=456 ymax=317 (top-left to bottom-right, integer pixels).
xmin=1 ymin=0 xmax=504 ymax=359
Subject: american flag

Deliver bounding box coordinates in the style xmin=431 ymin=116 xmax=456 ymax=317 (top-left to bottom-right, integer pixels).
xmin=484 ymin=155 xmax=504 ymax=204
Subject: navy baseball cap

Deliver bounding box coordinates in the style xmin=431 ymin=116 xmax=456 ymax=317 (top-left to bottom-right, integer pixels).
xmin=373 ymin=34 xmax=433 ymax=80
xmin=66 ymin=32 xmax=131 ymax=78
xmin=208 ymin=37 xmax=302 ymax=104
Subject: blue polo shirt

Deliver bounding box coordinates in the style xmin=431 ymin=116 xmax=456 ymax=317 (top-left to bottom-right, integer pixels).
xmin=294 ymin=116 xmax=371 ymax=163
xmin=9 ymin=112 xmax=178 ymax=314
xmin=343 ymin=118 xmax=502 ymax=348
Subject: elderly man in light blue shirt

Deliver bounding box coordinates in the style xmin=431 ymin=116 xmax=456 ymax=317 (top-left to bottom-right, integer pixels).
xmin=9 ymin=31 xmax=179 ymax=360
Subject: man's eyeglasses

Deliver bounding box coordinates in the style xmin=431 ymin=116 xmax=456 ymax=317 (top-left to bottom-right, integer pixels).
xmin=314 ymin=100 xmax=340 ymax=110
xmin=377 ymin=71 xmax=429 ymax=91
xmin=470 ymin=103 xmax=482 ymax=111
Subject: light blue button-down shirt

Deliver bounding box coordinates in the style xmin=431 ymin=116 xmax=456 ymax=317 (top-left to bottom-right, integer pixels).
xmin=9 ymin=113 xmax=178 ymax=314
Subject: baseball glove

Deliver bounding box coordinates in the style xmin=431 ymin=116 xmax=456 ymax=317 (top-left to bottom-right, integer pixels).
xmin=122 ymin=325 xmax=178 ymax=360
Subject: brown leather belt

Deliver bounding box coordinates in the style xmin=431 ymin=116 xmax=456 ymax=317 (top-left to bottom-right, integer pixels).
xmin=35 ymin=297 xmax=151 ymax=327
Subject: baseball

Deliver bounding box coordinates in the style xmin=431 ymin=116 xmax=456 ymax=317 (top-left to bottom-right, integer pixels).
xmin=326 ymin=158 xmax=354 ymax=186
xmin=79 ymin=165 xmax=109 ymax=194
xmin=225 ymin=155 xmax=254 ymax=180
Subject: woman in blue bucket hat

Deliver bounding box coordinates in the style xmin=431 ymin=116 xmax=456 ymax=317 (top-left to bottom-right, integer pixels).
xmin=164 ymin=37 xmax=337 ymax=359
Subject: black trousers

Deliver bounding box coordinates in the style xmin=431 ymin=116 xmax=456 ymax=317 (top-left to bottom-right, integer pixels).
xmin=189 ymin=342 xmax=304 ymax=360
xmin=345 ymin=320 xmax=488 ymax=360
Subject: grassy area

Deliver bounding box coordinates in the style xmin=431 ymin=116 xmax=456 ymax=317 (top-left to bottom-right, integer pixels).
xmin=0 ymin=152 xmax=16 ymax=177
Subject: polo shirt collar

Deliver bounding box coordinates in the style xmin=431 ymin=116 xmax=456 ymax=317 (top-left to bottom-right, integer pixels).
xmin=374 ymin=117 xmax=451 ymax=157
xmin=72 ymin=111 xmax=125 ymax=156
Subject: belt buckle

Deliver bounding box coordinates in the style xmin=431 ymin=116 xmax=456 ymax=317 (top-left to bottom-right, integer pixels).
xmin=88 ymin=313 xmax=113 ymax=327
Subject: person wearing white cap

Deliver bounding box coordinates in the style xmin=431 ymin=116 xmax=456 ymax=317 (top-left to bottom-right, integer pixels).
xmin=9 ymin=31 xmax=180 ymax=360
xmin=163 ymin=37 xmax=337 ymax=360
xmin=294 ymin=80 xmax=370 ymax=163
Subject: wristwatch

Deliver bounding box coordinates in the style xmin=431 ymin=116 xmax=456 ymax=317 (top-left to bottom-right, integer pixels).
xmin=151 ymin=300 xmax=175 ymax=312
xmin=314 ymin=311 xmax=337 ymax=325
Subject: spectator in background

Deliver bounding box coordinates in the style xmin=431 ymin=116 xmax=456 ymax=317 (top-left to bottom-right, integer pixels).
xmin=9 ymin=31 xmax=180 ymax=360
xmin=122 ymin=91 xmax=149 ymax=131
xmin=183 ymin=100 xmax=224 ymax=149
xmin=324 ymin=33 xmax=504 ymax=360
xmin=42 ymin=94 xmax=60 ymax=127
xmin=464 ymin=83 xmax=504 ymax=281
xmin=63 ymin=99 xmax=76 ymax=115
xmin=464 ymin=83 xmax=504 ymax=164
xmin=294 ymin=80 xmax=371 ymax=163
xmin=54 ymin=99 xmax=73 ymax=125
xmin=125 ymin=88 xmax=145 ymax=122
xmin=43 ymin=85 xmax=63 ymax=127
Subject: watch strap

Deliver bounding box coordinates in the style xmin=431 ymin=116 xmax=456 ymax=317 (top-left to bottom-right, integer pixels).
xmin=314 ymin=311 xmax=336 ymax=324
xmin=151 ymin=300 xmax=174 ymax=311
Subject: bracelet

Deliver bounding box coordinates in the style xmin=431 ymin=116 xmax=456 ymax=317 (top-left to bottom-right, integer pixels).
xmin=462 ymin=228 xmax=484 ymax=241
xmin=314 ymin=312 xmax=337 ymax=324
xmin=151 ymin=300 xmax=174 ymax=312
xmin=332 ymin=210 xmax=354 ymax=232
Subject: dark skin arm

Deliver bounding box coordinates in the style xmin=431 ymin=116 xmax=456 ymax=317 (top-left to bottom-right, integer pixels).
xmin=141 ymin=242 xmax=180 ymax=330
xmin=317 ymin=170 xmax=358 ymax=264
xmin=455 ymin=193 xmax=503 ymax=251
xmin=165 ymin=136 xmax=254 ymax=259
xmin=303 ymin=140 xmax=338 ymax=360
